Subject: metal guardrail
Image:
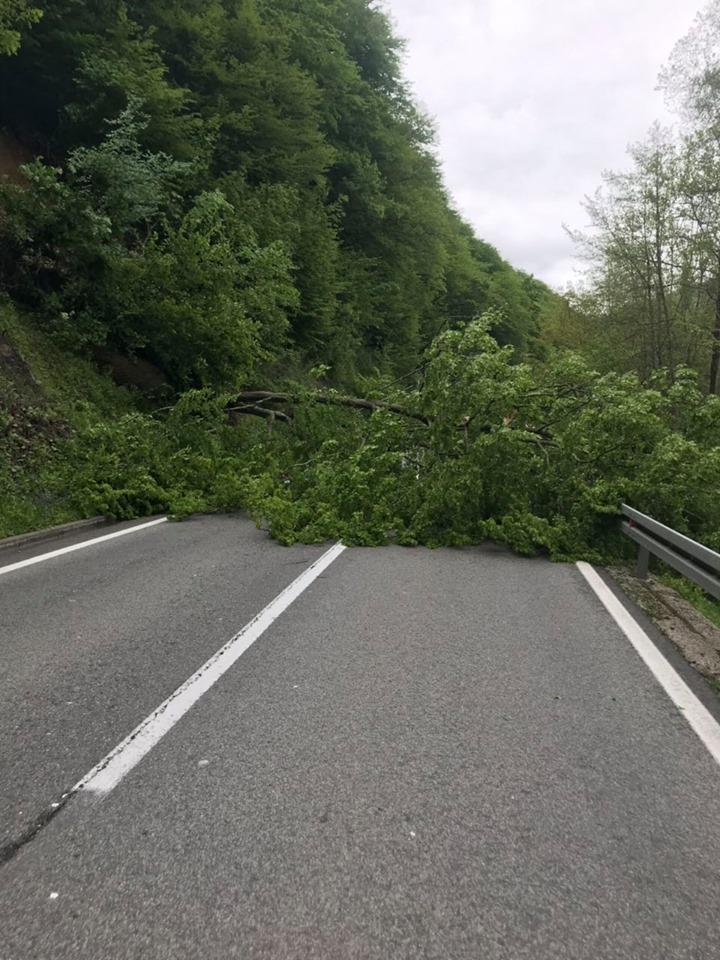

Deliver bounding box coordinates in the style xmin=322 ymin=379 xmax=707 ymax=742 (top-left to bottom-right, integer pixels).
xmin=621 ymin=504 xmax=720 ymax=600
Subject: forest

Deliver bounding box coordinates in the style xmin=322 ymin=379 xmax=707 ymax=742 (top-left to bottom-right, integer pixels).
xmin=0 ymin=0 xmax=718 ymax=566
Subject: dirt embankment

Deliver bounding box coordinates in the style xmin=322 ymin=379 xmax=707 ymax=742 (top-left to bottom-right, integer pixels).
xmin=0 ymin=334 xmax=69 ymax=472
xmin=610 ymin=566 xmax=720 ymax=694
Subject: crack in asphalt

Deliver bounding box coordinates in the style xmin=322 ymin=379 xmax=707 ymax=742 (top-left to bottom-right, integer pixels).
xmin=0 ymin=792 xmax=74 ymax=868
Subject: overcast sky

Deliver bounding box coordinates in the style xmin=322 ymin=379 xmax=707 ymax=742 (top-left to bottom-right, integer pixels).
xmin=383 ymin=0 xmax=700 ymax=290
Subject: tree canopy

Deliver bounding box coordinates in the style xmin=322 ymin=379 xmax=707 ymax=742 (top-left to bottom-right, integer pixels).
xmin=0 ymin=0 xmax=549 ymax=389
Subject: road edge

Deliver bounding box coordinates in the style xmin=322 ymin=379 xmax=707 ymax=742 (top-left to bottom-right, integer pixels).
xmin=0 ymin=516 xmax=108 ymax=553
xmin=591 ymin=564 xmax=720 ymax=721
xmin=577 ymin=561 xmax=720 ymax=766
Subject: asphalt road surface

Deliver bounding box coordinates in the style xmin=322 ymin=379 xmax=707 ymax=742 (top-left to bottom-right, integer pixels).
xmin=1 ymin=514 xmax=719 ymax=959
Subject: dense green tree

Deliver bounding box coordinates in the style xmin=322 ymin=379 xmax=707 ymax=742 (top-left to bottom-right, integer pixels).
xmin=0 ymin=0 xmax=546 ymax=384
xmin=0 ymin=0 xmax=42 ymax=56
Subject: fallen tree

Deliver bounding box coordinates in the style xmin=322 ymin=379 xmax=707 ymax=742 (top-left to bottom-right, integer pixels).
xmin=226 ymin=390 xmax=431 ymax=427
xmin=224 ymin=390 xmax=556 ymax=449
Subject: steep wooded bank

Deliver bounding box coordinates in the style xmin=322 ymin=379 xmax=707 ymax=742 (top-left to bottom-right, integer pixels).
xmin=0 ymin=0 xmax=549 ymax=388
xmin=0 ymin=0 xmax=718 ymax=565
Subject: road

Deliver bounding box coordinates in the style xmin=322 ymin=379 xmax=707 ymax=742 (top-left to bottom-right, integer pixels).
xmin=1 ymin=514 xmax=720 ymax=959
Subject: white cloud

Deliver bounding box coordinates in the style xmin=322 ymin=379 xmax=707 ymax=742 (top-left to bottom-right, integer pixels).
xmin=383 ymin=0 xmax=700 ymax=289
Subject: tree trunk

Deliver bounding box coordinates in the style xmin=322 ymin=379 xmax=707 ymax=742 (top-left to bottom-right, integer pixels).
xmin=710 ymin=279 xmax=720 ymax=394
xmin=227 ymin=391 xmax=432 ymax=426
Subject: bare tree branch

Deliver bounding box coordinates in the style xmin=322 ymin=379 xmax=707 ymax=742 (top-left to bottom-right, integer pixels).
xmin=227 ymin=391 xmax=432 ymax=426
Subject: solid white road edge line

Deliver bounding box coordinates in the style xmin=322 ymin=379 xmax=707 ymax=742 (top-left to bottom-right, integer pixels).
xmin=74 ymin=540 xmax=347 ymax=796
xmin=0 ymin=517 xmax=169 ymax=577
xmin=577 ymin=560 xmax=720 ymax=767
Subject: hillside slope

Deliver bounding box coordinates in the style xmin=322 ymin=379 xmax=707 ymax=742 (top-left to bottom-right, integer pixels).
xmin=0 ymin=0 xmax=550 ymax=391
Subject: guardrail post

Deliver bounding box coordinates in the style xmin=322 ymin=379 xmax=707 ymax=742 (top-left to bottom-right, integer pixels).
xmin=621 ymin=503 xmax=720 ymax=598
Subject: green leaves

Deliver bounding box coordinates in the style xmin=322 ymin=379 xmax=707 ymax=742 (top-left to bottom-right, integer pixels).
xmin=67 ymin=99 xmax=192 ymax=237
xmin=3 ymin=304 xmax=718 ymax=558
xmin=0 ymin=0 xmax=42 ymax=56
xmin=241 ymin=317 xmax=720 ymax=556
xmin=0 ymin=0 xmax=554 ymax=388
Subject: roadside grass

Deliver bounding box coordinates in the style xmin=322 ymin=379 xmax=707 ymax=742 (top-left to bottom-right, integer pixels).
xmin=658 ymin=571 xmax=720 ymax=631
xmin=1 ymin=303 xmax=136 ymax=537
xmin=0 ymin=303 xmax=134 ymax=418
xmin=1 ymin=304 xmax=271 ymax=539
